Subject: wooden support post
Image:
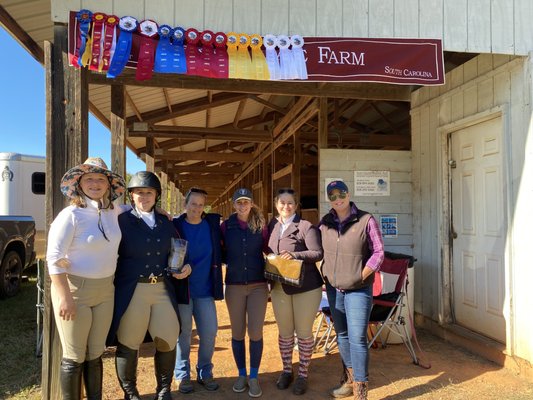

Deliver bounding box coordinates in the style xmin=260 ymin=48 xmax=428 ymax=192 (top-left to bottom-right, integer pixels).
xmin=43 ymin=24 xmax=89 ymax=400
xmin=160 ymin=171 xmax=168 ymax=210
xmin=318 ymin=97 xmax=328 ymax=201
xmin=111 ymin=84 xmax=126 ymax=195
xmin=293 ymin=132 xmax=301 ymax=195
xmin=145 ymin=136 xmax=155 ymax=172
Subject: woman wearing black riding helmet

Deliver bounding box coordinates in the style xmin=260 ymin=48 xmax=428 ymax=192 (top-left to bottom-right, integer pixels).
xmin=107 ymin=171 xmax=191 ymax=400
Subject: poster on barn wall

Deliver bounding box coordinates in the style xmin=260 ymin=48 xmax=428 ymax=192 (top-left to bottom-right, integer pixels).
xmin=68 ymin=10 xmax=445 ymax=85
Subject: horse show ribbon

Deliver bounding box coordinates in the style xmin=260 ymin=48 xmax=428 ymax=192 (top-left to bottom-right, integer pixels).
xmin=264 ymin=34 xmax=280 ymax=80
xmin=236 ymin=33 xmax=252 ymax=79
xmin=154 ymin=25 xmax=175 ymax=73
xmin=75 ymin=9 xmax=93 ymax=67
xmin=100 ymin=15 xmax=119 ymax=72
xmin=226 ymin=32 xmax=238 ymax=78
xmin=291 ymin=35 xmax=307 ymax=80
xmin=212 ymin=32 xmax=228 ymax=79
xmin=199 ymin=30 xmax=215 ymax=78
xmin=136 ymin=19 xmax=159 ymax=81
xmin=278 ymin=35 xmax=297 ymax=80
xmin=185 ymin=28 xmax=201 ymax=76
xmin=106 ymin=16 xmax=137 ymax=78
xmin=89 ymin=13 xmax=106 ymax=71
xmin=249 ymin=34 xmax=269 ymax=80
xmin=171 ymin=27 xmax=187 ymax=74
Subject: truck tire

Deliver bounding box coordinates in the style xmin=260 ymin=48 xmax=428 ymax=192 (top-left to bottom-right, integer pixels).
xmin=0 ymin=251 xmax=23 ymax=298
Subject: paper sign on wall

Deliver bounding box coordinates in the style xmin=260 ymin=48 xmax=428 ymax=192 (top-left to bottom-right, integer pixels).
xmin=380 ymin=214 xmax=398 ymax=238
xmin=354 ymin=171 xmax=390 ymax=196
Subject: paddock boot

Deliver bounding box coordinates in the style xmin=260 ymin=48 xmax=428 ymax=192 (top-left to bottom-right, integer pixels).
xmin=154 ymin=348 xmax=176 ymax=400
xmin=329 ymin=366 xmax=353 ymax=398
xmin=115 ymin=343 xmax=142 ymax=400
xmin=353 ymin=381 xmax=368 ymax=400
xmin=60 ymin=358 xmax=83 ymax=400
xmin=83 ymin=357 xmax=103 ymax=400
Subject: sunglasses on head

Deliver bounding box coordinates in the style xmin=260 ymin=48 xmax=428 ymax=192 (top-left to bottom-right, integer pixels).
xmin=187 ymin=187 xmax=208 ymax=196
xmin=277 ymin=188 xmax=295 ymax=195
xmin=328 ymin=191 xmax=347 ymax=201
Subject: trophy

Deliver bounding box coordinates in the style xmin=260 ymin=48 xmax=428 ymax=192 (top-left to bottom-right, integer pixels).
xmin=168 ymin=238 xmax=188 ymax=273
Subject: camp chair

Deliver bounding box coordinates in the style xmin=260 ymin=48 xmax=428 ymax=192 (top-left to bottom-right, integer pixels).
xmin=368 ymin=251 xmax=419 ymax=365
xmin=313 ymin=289 xmax=337 ymax=354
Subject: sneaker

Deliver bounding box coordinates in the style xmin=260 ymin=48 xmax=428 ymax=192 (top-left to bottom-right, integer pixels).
xmin=276 ymin=371 xmax=293 ymax=390
xmin=197 ymin=376 xmax=219 ymax=391
xmin=233 ymin=376 xmax=248 ymax=393
xmin=248 ymin=378 xmax=262 ymax=398
xmin=178 ymin=378 xmax=194 ymax=394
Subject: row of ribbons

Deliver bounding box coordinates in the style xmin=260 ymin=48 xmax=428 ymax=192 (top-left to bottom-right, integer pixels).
xmin=72 ymin=9 xmax=308 ymax=82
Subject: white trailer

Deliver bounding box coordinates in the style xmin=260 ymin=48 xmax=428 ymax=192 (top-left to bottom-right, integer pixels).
xmin=0 ymin=152 xmax=45 ymax=257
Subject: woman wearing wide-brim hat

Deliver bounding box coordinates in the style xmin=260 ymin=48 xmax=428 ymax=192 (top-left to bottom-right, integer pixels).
xmin=46 ymin=157 xmax=126 ymax=400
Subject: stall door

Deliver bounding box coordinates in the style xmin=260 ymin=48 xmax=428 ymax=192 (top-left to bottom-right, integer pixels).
xmin=450 ymin=116 xmax=506 ymax=343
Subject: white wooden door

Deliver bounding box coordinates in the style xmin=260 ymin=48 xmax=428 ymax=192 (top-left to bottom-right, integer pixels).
xmin=451 ymin=116 xmax=506 ymax=343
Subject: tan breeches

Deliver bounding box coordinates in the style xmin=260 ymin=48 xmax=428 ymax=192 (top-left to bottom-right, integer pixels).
xmin=117 ymin=282 xmax=180 ymax=352
xmin=270 ymin=284 xmax=322 ymax=339
xmin=51 ymin=274 xmax=114 ymax=362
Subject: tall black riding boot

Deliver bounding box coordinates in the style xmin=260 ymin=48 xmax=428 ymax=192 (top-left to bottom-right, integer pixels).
xmin=115 ymin=343 xmax=142 ymax=400
xmin=60 ymin=358 xmax=83 ymax=400
xmin=154 ymin=348 xmax=176 ymax=400
xmin=83 ymin=357 xmax=103 ymax=400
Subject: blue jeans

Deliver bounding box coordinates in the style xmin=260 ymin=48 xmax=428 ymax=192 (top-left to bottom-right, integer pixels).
xmin=174 ymin=297 xmax=218 ymax=380
xmin=326 ymin=282 xmax=373 ymax=382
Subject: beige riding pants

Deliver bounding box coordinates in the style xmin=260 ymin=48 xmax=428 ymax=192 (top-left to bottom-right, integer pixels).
xmin=225 ymin=282 xmax=269 ymax=341
xmin=51 ymin=274 xmax=114 ymax=363
xmin=117 ymin=282 xmax=180 ymax=352
xmin=270 ymin=284 xmax=322 ymax=338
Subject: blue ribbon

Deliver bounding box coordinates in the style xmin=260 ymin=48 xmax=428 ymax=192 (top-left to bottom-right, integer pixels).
xmin=76 ymin=10 xmax=92 ymax=67
xmin=154 ymin=25 xmax=176 ymax=73
xmin=106 ymin=16 xmax=137 ymax=79
xmin=169 ymin=27 xmax=187 ymax=74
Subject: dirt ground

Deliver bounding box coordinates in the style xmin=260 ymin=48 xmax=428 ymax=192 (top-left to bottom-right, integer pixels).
xmin=99 ymin=301 xmax=533 ymax=400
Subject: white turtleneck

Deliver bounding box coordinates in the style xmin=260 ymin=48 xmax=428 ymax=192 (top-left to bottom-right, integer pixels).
xmin=279 ymin=213 xmax=296 ymax=235
xmin=46 ymin=198 xmax=123 ymax=278
xmin=135 ymin=208 xmax=156 ymax=228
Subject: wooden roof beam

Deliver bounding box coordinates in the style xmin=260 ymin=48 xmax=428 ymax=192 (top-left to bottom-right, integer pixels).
xmin=125 ymin=92 xmax=249 ymax=126
xmin=154 ymin=150 xmax=254 ymax=163
xmin=130 ymin=125 xmax=272 ymax=143
xmin=88 ymin=71 xmax=412 ymax=101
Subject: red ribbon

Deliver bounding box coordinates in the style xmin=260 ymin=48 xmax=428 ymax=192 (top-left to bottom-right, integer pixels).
xmin=198 ymin=30 xmax=215 ymax=78
xmin=89 ymin=13 xmax=106 ymax=71
xmin=136 ymin=20 xmax=159 ymax=81
xmin=185 ymin=28 xmax=201 ymax=76
xmin=212 ymin=32 xmax=229 ymax=79
xmin=100 ymin=15 xmax=118 ymax=71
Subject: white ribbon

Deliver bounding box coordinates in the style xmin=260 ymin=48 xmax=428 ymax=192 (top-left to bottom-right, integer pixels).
xmin=290 ymin=35 xmax=307 ymax=80
xmin=277 ymin=35 xmax=297 ymax=80
xmin=264 ymin=34 xmax=280 ymax=80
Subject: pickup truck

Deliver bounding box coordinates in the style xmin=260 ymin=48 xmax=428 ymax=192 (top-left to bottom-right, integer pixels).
xmin=0 ymin=216 xmax=36 ymax=298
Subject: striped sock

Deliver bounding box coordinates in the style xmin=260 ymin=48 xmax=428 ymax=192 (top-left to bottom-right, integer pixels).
xmin=296 ymin=337 xmax=314 ymax=378
xmin=278 ymin=335 xmax=294 ymax=373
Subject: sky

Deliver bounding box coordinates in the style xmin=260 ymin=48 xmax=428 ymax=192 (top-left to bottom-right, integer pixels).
xmin=0 ymin=27 xmax=145 ymax=173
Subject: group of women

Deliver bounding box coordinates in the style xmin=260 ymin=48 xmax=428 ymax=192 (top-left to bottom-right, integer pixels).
xmin=46 ymin=157 xmax=384 ymax=400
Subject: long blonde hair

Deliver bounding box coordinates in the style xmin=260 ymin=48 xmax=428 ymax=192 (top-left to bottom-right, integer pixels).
xmin=247 ymin=204 xmax=266 ymax=233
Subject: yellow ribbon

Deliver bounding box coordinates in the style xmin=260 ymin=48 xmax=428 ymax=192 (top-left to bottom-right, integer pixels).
xmin=236 ymin=33 xmax=252 ymax=79
xmin=249 ymin=34 xmax=269 ymax=80
xmin=226 ymin=32 xmax=238 ymax=78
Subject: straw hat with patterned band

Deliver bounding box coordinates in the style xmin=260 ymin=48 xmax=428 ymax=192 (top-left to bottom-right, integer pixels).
xmin=60 ymin=157 xmax=126 ymax=201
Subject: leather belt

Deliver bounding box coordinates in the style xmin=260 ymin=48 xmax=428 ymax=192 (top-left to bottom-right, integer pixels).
xmin=138 ymin=273 xmax=164 ymax=284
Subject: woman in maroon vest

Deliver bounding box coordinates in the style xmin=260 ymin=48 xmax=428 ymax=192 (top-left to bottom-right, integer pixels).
xmin=267 ymin=188 xmax=323 ymax=395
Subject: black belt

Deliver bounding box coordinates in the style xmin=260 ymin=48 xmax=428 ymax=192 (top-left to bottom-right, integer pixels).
xmin=138 ymin=274 xmax=164 ymax=284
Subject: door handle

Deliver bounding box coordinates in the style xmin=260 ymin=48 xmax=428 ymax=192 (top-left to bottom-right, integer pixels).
xmin=451 ymin=224 xmax=458 ymax=240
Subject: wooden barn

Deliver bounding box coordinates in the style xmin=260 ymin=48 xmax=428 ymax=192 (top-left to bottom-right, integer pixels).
xmin=2 ymin=0 xmax=533 ymax=397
